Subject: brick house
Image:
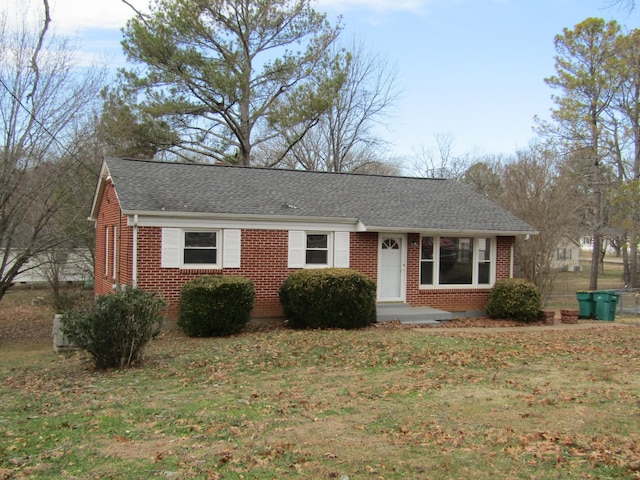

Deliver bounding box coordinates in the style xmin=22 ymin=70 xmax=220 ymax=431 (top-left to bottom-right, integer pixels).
xmin=89 ymin=157 xmax=537 ymax=319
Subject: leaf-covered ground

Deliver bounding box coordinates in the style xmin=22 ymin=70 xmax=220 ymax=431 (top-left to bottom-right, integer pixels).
xmin=2 ymin=295 xmax=640 ymax=480
xmin=0 ymin=290 xmax=54 ymax=343
xmin=2 ymin=288 xmax=640 ymax=479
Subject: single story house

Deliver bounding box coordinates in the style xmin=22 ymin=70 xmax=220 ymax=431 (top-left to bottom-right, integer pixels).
xmin=89 ymin=157 xmax=538 ymax=319
xmin=552 ymin=236 xmax=582 ymax=272
xmin=7 ymin=248 xmax=93 ymax=285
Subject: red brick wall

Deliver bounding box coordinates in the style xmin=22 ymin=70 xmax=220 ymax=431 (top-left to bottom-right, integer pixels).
xmin=350 ymin=232 xmax=378 ymax=283
xmin=495 ymin=236 xmax=514 ymax=279
xmin=134 ymin=229 xmax=376 ymax=319
xmin=94 ymin=181 xmax=132 ymax=295
xmin=136 ymin=228 xmax=292 ymax=319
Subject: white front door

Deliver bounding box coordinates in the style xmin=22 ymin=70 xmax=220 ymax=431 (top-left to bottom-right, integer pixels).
xmin=378 ymin=235 xmax=406 ymax=301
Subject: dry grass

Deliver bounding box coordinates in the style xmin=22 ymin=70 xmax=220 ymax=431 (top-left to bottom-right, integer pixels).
xmin=2 ymin=277 xmax=640 ymax=479
xmin=553 ymin=262 xmax=625 ymax=296
xmin=2 ymin=320 xmax=640 ymax=479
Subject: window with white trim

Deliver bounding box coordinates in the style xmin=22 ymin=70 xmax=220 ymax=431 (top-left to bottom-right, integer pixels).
xmin=306 ymin=233 xmax=329 ymax=265
xmin=288 ymin=231 xmax=350 ymax=269
xmin=420 ymin=235 xmax=495 ymax=287
xmin=160 ymin=228 xmax=242 ymax=269
xmin=477 ymin=238 xmax=491 ymax=284
xmin=184 ymin=231 xmax=218 ymax=265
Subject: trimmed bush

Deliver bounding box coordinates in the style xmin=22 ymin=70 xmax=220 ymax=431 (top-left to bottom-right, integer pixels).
xmin=178 ymin=275 xmax=255 ymax=337
xmin=279 ymin=268 xmax=376 ymax=329
xmin=61 ymin=288 xmax=166 ymax=369
xmin=486 ymin=279 xmax=541 ymax=323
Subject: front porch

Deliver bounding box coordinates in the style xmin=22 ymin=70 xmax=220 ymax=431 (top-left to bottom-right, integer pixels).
xmin=376 ymin=303 xmax=453 ymax=326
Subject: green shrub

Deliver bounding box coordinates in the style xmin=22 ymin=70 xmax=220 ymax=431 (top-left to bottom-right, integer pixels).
xmin=279 ymin=268 xmax=376 ymax=329
xmin=61 ymin=288 xmax=166 ymax=369
xmin=486 ymin=279 xmax=541 ymax=322
xmin=178 ymin=276 xmax=255 ymax=337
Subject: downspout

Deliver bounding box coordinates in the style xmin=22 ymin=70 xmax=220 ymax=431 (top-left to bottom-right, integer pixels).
xmin=510 ymin=243 xmax=515 ymax=278
xmin=132 ymin=214 xmax=138 ymax=288
xmin=118 ymin=208 xmax=123 ymax=286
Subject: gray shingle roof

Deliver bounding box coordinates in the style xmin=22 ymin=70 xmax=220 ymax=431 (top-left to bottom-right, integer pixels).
xmin=101 ymin=157 xmax=536 ymax=234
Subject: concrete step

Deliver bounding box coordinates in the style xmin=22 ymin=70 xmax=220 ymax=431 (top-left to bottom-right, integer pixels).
xmin=376 ymin=303 xmax=452 ymax=325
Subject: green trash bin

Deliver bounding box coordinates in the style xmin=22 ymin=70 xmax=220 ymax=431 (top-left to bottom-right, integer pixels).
xmin=594 ymin=290 xmax=619 ymax=321
xmin=576 ymin=291 xmax=595 ymax=318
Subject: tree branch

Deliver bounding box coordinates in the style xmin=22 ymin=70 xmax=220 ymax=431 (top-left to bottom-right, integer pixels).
xmin=27 ymin=0 xmax=50 ymax=103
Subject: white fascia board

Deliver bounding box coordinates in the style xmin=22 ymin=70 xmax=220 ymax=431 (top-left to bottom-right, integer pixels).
xmin=88 ymin=160 xmax=111 ymax=221
xmin=125 ymin=211 xmax=361 ymax=232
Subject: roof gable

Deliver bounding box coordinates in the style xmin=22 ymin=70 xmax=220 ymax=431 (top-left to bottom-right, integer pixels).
xmin=93 ymin=157 xmax=537 ymax=235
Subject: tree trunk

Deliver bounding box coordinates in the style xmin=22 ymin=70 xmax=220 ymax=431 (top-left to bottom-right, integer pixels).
xmin=0 ymin=282 xmax=11 ymax=303
xmin=622 ymin=237 xmax=630 ymax=286
xmin=631 ymin=237 xmax=639 ymax=287
xmin=589 ymin=152 xmax=602 ymax=290
xmin=590 ymin=232 xmax=601 ymax=290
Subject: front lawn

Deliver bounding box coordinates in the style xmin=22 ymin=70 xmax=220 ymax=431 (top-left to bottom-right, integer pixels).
xmin=2 ymin=321 xmax=639 ymax=479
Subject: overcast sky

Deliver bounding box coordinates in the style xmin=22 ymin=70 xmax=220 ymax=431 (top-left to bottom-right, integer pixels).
xmin=2 ymin=0 xmax=638 ymax=169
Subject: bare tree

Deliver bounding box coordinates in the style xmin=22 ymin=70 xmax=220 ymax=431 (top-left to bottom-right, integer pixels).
xmin=461 ymin=153 xmax=506 ymax=199
xmin=462 ymin=144 xmax=584 ymax=304
xmin=273 ymin=40 xmax=400 ymax=173
xmin=413 ymin=133 xmax=474 ymax=179
xmin=604 ymin=28 xmax=640 ymax=285
xmin=0 ymin=1 xmax=105 ymax=302
xmin=607 ymin=0 xmax=636 ymax=12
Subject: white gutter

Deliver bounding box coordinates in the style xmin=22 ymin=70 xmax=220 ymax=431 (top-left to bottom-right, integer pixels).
xmin=360 ymin=226 xmax=540 ymax=236
xmin=123 ymin=210 xmax=538 ymax=237
xmin=122 ymin=210 xmax=361 ymax=226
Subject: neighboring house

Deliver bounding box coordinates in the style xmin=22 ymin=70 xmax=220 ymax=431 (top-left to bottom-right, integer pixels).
xmin=552 ymin=236 xmax=581 ymax=272
xmin=89 ymin=158 xmax=538 ymax=319
xmin=579 ymin=235 xmax=618 ymax=256
xmin=4 ymin=248 xmax=92 ymax=284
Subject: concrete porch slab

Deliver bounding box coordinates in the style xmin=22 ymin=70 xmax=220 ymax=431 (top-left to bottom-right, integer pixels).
xmin=376 ymin=303 xmax=452 ymax=326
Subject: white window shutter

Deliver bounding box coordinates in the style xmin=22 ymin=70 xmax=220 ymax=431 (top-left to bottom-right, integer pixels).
xmin=222 ymin=229 xmax=241 ymax=268
xmin=161 ymin=228 xmax=181 ymax=268
xmin=334 ymin=231 xmax=350 ymax=268
xmin=288 ymin=231 xmax=305 ymax=268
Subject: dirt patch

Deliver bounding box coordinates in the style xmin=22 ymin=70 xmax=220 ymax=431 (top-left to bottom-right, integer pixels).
xmin=373 ymin=317 xmax=545 ymax=330
xmin=0 ymin=290 xmax=54 ymax=343
xmin=437 ymin=317 xmax=545 ymax=328
xmin=100 ymin=435 xmax=190 ymax=462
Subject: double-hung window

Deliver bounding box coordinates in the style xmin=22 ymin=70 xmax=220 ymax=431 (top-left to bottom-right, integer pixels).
xmin=420 ymin=237 xmax=435 ymax=285
xmin=420 ymin=235 xmax=494 ymax=287
xmin=161 ymin=228 xmax=240 ymax=269
xmin=183 ymin=231 xmax=218 ymax=266
xmin=306 ymin=234 xmax=329 ymax=265
xmin=477 ymin=238 xmax=492 ymax=284
xmin=287 ymin=231 xmax=349 ymax=269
